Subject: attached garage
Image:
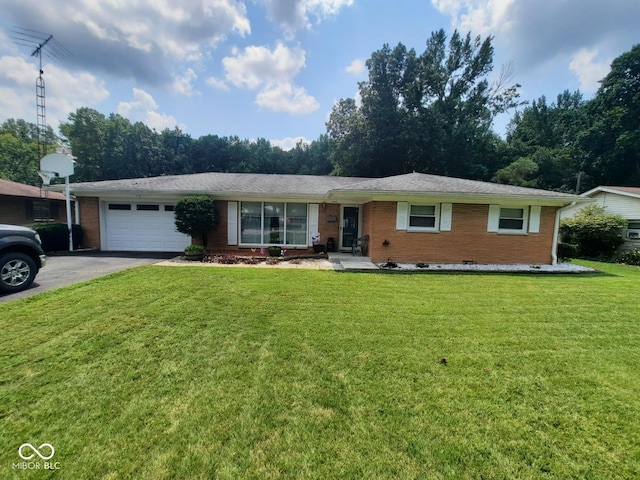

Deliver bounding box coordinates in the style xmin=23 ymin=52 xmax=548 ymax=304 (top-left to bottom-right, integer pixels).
xmin=103 ymin=202 xmax=191 ymax=252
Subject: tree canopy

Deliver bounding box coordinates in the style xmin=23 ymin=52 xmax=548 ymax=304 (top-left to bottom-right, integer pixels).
xmin=327 ymin=29 xmax=522 ymax=178
xmin=1 ymin=36 xmax=638 ymax=194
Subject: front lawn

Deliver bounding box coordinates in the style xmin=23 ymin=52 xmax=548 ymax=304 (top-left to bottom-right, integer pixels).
xmin=1 ymin=262 xmax=639 ymax=479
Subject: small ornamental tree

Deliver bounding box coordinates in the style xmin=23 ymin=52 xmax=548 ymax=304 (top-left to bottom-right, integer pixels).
xmin=174 ymin=195 xmax=218 ymax=247
xmin=560 ymin=204 xmax=626 ymax=258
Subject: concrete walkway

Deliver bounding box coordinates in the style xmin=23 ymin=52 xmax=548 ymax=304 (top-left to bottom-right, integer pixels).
xmin=328 ymin=252 xmax=379 ymax=271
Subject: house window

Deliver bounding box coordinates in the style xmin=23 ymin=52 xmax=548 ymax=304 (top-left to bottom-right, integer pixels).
xmin=286 ymin=203 xmax=307 ymax=245
xmin=240 ymin=202 xmax=308 ymax=245
xmin=240 ymin=202 xmax=262 ymax=244
xmin=409 ymin=205 xmax=437 ymax=229
xmin=136 ymin=204 xmax=160 ymax=211
xmin=499 ymin=208 xmax=525 ymax=231
xmin=628 ymin=221 xmax=640 ymax=229
xmin=108 ymin=203 xmax=131 ymax=210
xmin=27 ymin=200 xmax=58 ymax=221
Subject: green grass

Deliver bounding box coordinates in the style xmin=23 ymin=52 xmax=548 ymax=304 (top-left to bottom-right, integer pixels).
xmin=1 ymin=261 xmax=639 ymax=479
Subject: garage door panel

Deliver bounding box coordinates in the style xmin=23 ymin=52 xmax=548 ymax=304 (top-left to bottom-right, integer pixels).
xmin=105 ymin=202 xmax=191 ymax=252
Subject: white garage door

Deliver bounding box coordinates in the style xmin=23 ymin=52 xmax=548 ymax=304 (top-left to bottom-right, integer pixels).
xmin=105 ymin=202 xmax=191 ymax=252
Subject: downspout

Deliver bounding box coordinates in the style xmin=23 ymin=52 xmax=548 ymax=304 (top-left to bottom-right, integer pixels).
xmin=553 ymin=202 xmax=576 ymax=265
xmin=74 ymin=196 xmax=80 ymax=225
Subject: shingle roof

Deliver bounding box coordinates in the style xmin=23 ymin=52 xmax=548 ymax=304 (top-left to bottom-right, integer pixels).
xmin=66 ymin=172 xmax=370 ymax=197
xmin=64 ymin=171 xmax=581 ymax=202
xmin=333 ymin=172 xmax=579 ymax=199
xmin=0 ymin=178 xmax=65 ymax=200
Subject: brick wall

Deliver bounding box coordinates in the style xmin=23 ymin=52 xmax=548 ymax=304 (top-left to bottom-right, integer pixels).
xmin=78 ymin=197 xmax=101 ymax=249
xmin=366 ymin=201 xmax=559 ymax=264
xmin=0 ymin=196 xmax=68 ymax=225
xmin=317 ymin=203 xmax=340 ymax=251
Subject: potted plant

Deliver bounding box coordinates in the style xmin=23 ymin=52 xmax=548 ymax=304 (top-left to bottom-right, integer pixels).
xmin=267 ymin=245 xmax=282 ymax=257
xmin=184 ymin=244 xmax=205 ymax=261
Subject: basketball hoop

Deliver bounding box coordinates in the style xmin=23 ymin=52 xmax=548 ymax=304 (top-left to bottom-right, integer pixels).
xmin=37 ymin=170 xmax=57 ymax=186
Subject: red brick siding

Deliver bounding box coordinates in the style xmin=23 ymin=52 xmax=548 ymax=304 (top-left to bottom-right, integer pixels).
xmin=366 ymin=202 xmax=558 ymax=264
xmin=0 ymin=196 xmax=68 ymax=225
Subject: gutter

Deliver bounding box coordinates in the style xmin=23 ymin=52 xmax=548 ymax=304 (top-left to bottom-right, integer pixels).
xmin=552 ymin=201 xmax=576 ymax=264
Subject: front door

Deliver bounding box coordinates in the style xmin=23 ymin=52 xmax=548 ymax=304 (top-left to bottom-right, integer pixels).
xmin=341 ymin=206 xmax=359 ymax=250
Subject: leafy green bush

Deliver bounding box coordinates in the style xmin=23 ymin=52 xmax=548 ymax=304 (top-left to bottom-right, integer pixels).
xmin=615 ymin=249 xmax=640 ymax=266
xmin=557 ymin=243 xmax=579 ymax=260
xmin=27 ymin=223 xmax=84 ymax=252
xmin=174 ymin=195 xmax=218 ymax=247
xmin=560 ymin=205 xmax=626 ymax=259
xmin=184 ymin=244 xmax=205 ymax=254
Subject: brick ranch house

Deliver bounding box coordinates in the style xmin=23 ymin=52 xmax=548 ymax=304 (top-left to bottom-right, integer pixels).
xmin=55 ymin=171 xmax=589 ymax=265
xmin=0 ymin=178 xmax=69 ymax=225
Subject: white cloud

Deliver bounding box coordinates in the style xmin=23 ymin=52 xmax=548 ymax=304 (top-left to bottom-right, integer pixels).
xmin=345 ymin=59 xmax=366 ymax=76
xmin=2 ymin=0 xmax=251 ymax=86
xmin=271 ymin=136 xmax=311 ymax=150
xmin=262 ymin=0 xmax=354 ymax=34
xmin=206 ymin=77 xmax=230 ymax=91
xmin=173 ymin=68 xmax=198 ymax=97
xmin=260 ymin=0 xmax=354 ymax=33
xmin=223 ymin=44 xmax=307 ymax=89
xmin=256 ymin=83 xmax=319 ymax=114
xmin=0 ymin=55 xmax=109 ymax=129
xmin=569 ymin=48 xmax=610 ymax=94
xmin=431 ymin=0 xmax=515 ymax=37
xmin=222 ymin=43 xmax=319 ymax=114
xmin=117 ymin=88 xmax=183 ymax=131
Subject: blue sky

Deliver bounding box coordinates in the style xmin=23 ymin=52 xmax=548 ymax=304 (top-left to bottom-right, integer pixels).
xmin=0 ymin=0 xmax=638 ymax=150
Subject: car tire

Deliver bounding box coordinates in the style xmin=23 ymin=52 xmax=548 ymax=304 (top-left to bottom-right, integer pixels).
xmin=0 ymin=253 xmax=37 ymax=294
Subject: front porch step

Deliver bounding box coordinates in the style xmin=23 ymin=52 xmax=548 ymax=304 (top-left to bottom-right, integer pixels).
xmin=328 ymin=252 xmax=379 ymax=271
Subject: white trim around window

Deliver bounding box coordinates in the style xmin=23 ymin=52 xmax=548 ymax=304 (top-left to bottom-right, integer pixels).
xmin=397 ymin=202 xmax=451 ymax=232
xmin=487 ymin=205 xmax=530 ymax=234
xmin=236 ymin=201 xmax=309 ymax=247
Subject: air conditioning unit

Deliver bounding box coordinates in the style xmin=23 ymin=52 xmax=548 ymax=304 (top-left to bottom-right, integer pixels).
xmin=627 ymin=229 xmax=640 ymax=239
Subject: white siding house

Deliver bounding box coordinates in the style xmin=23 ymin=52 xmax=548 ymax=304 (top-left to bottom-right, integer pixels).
xmin=561 ymin=186 xmax=640 ymax=250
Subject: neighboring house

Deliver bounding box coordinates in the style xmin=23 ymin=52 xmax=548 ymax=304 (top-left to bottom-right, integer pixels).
xmin=56 ymin=171 xmax=589 ymax=265
xmin=561 ymin=186 xmax=640 ymax=250
xmin=0 ymin=178 xmax=69 ymax=225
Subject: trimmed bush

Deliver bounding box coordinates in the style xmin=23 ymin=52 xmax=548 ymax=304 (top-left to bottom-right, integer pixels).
xmin=616 ymin=249 xmax=640 ymax=266
xmin=27 ymin=223 xmax=84 ymax=252
xmin=560 ymin=205 xmax=626 ymax=259
xmin=557 ymin=243 xmax=579 ymax=260
xmin=174 ymin=195 xmax=218 ymax=247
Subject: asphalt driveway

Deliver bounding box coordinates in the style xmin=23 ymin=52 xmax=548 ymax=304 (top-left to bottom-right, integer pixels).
xmin=0 ymin=251 xmax=176 ymax=303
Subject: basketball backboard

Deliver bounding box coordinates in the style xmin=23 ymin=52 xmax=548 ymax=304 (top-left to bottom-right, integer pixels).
xmin=40 ymin=153 xmax=75 ymax=178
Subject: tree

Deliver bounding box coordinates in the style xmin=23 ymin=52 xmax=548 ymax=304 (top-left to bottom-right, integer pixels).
xmin=326 ymin=29 xmax=521 ymax=178
xmin=0 ymin=119 xmax=57 ymax=185
xmin=581 ymin=44 xmax=640 ymax=186
xmin=492 ymin=157 xmax=538 ymax=187
xmin=174 ymin=195 xmax=218 ymax=247
xmin=59 ymin=108 xmax=107 ymax=181
xmin=505 ymin=91 xmax=588 ymax=192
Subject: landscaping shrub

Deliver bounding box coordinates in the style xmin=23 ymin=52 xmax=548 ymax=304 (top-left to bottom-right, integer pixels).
xmin=560 ymin=205 xmax=626 ymax=259
xmin=557 ymin=243 xmax=579 ymax=260
xmin=174 ymin=195 xmax=218 ymax=246
xmin=27 ymin=223 xmax=84 ymax=252
xmin=616 ymin=249 xmax=640 ymax=266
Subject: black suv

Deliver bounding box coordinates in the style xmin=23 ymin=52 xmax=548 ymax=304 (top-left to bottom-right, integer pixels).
xmin=0 ymin=224 xmax=47 ymax=293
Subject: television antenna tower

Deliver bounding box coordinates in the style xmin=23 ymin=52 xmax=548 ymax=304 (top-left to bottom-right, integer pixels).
xmin=11 ymin=27 xmax=71 ymax=158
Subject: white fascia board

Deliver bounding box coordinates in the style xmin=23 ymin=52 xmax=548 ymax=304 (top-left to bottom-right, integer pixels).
xmin=582 ymin=186 xmax=640 ymax=200
xmin=337 ymin=191 xmax=588 ymax=207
